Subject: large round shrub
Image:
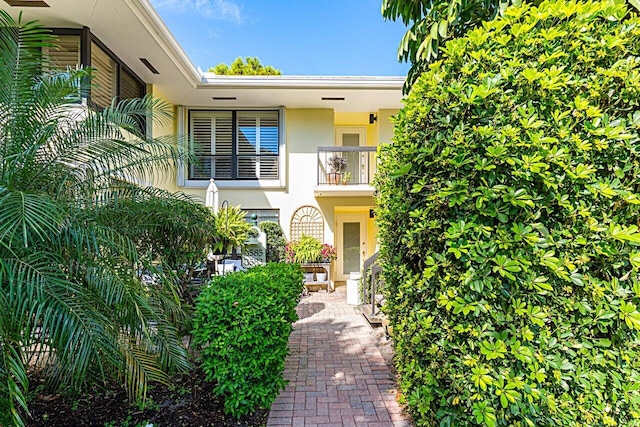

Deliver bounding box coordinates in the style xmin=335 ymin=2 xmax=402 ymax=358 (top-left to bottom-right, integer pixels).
xmin=375 ymin=1 xmax=640 ymax=426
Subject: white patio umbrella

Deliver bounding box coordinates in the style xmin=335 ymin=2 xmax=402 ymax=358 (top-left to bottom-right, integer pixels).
xmin=206 ymin=178 xmax=220 ymax=263
xmin=205 ymin=178 xmax=219 ymax=213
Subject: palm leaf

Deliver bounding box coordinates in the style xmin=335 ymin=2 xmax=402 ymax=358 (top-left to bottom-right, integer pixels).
xmin=0 ymin=10 xmax=197 ymax=425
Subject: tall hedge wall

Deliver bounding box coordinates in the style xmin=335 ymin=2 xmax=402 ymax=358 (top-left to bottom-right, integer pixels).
xmin=375 ymin=1 xmax=640 ymax=425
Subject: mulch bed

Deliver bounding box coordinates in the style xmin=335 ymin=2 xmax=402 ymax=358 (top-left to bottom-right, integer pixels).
xmin=25 ymin=368 xmax=268 ymax=427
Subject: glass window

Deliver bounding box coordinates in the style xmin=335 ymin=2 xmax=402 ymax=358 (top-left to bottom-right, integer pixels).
xmin=242 ymin=209 xmax=280 ymax=225
xmin=189 ymin=111 xmax=280 ymax=180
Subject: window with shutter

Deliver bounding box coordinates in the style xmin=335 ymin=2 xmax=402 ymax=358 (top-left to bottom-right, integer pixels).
xmin=45 ymin=35 xmax=80 ymax=71
xmin=188 ymin=110 xmax=280 ymax=181
xmin=90 ymin=42 xmax=117 ymax=109
xmin=120 ymin=68 xmax=145 ymax=101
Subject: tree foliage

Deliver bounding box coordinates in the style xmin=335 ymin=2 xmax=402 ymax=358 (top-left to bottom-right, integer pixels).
xmin=383 ymin=0 xmax=640 ymax=93
xmin=0 ymin=11 xmax=203 ymax=426
xmin=209 ymin=56 xmax=281 ymax=75
xmin=382 ymin=0 xmax=512 ymax=92
xmin=375 ymin=1 xmax=640 ymax=425
xmin=259 ymin=221 xmax=287 ymax=263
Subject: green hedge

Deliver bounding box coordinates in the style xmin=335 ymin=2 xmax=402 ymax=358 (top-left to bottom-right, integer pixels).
xmin=259 ymin=221 xmax=287 ymax=263
xmin=375 ymin=1 xmax=640 ymax=426
xmin=191 ymin=263 xmax=303 ymax=417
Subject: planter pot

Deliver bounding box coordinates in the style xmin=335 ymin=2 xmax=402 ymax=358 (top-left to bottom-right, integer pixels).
xmin=326 ymin=173 xmax=341 ymax=184
xmin=316 ymin=273 xmax=327 ymax=282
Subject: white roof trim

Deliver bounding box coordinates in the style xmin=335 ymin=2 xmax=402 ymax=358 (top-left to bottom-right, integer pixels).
xmin=199 ymin=75 xmax=405 ymax=90
xmin=127 ymin=0 xmax=202 ymax=85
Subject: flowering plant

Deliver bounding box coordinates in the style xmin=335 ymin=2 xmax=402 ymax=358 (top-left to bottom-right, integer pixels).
xmin=285 ymin=236 xmax=337 ymax=263
xmin=285 ymin=242 xmax=296 ymax=263
xmin=320 ymin=243 xmax=337 ymax=262
xmin=328 ymin=155 xmax=347 ymax=174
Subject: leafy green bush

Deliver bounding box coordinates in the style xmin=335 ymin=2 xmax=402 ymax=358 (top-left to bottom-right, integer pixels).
xmin=375 ymin=1 xmax=640 ymax=426
xmin=211 ymin=205 xmax=251 ymax=254
xmin=259 ymin=221 xmax=287 ymax=262
xmin=285 ymin=234 xmax=323 ymax=263
xmin=191 ymin=263 xmax=303 ymax=417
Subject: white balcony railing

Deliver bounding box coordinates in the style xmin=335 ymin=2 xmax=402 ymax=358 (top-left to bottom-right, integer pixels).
xmin=316 ymin=146 xmax=377 ymax=186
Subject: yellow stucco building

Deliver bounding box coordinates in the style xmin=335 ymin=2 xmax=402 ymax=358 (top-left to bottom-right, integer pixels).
xmin=1 ymin=0 xmax=404 ymax=284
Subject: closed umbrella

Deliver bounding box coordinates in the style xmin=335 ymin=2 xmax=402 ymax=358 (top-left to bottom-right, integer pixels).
xmin=205 ymin=178 xmax=219 ymax=213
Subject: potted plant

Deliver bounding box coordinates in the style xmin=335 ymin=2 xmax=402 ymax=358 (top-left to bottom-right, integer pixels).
xmin=286 ymin=234 xmax=322 ymax=264
xmin=319 ymin=243 xmax=337 ymax=263
xmin=286 ymin=236 xmax=338 ymax=283
xmin=341 ymin=171 xmax=352 ymax=185
xmin=327 ymin=155 xmax=347 ymax=184
xmin=211 ymin=205 xmax=251 ymax=256
xmin=316 ymin=243 xmax=337 ymax=281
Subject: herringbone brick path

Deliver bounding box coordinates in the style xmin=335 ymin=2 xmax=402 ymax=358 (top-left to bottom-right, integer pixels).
xmin=267 ymin=287 xmax=412 ymax=427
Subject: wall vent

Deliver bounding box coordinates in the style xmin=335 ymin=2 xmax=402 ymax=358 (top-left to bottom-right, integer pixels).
xmin=139 ymin=58 xmax=159 ymax=74
xmin=4 ymin=0 xmax=49 ymax=6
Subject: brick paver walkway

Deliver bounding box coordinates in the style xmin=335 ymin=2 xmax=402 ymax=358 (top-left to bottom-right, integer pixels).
xmin=267 ymin=287 xmax=412 ymax=427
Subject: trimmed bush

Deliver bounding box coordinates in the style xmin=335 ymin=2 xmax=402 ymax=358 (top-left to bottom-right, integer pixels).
xmin=259 ymin=221 xmax=287 ymax=262
xmin=375 ymin=1 xmax=640 ymax=426
xmin=191 ymin=263 xmax=303 ymax=417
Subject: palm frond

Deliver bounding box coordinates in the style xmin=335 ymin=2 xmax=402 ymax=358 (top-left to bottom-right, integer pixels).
xmin=0 ymin=10 xmax=199 ymax=425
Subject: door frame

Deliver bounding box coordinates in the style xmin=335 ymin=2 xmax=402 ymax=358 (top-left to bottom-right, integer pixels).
xmin=335 ymin=213 xmax=368 ymax=281
xmin=335 ymin=126 xmax=366 ymax=147
xmin=335 ymin=127 xmax=367 ymax=184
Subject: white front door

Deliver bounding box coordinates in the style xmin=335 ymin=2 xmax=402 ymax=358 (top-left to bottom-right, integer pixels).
xmin=336 ymin=127 xmax=366 ymax=184
xmin=336 ymin=213 xmax=367 ymax=281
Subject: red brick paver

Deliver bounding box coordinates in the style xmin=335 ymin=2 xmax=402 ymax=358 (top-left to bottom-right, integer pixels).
xmin=267 ymin=287 xmax=412 ymax=427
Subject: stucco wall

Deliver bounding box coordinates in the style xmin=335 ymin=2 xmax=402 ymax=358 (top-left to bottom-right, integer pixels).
xmin=149 ymin=106 xmax=397 ymax=249
xmin=214 ymin=108 xmax=334 ymax=241
xmin=378 ymin=109 xmax=397 ymax=145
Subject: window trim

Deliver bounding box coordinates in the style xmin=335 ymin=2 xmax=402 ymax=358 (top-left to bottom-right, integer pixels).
xmin=179 ymin=107 xmax=286 ymax=189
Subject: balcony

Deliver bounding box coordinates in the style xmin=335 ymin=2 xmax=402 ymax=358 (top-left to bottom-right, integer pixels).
xmin=314 ymin=146 xmax=377 ymax=197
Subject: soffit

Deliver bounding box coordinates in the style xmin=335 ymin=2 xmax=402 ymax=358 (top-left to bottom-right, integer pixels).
xmin=0 ymin=0 xmax=200 ymax=104
xmin=0 ymin=0 xmax=405 ymax=111
xmin=185 ymin=75 xmax=405 ymax=112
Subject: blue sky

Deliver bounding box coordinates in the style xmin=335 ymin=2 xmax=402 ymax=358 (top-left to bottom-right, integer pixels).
xmin=149 ymin=0 xmax=410 ymax=76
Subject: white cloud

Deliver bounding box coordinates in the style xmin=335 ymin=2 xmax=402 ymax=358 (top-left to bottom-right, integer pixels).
xmin=151 ymin=0 xmax=243 ymax=23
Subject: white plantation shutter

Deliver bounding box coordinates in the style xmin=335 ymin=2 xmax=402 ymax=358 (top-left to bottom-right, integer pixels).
xmin=213 ymin=113 xmax=233 ymax=178
xmin=120 ymin=69 xmax=144 ymax=100
xmin=190 ymin=114 xmax=213 ymax=179
xmin=237 ymin=111 xmax=279 ymax=179
xmin=189 ymin=111 xmax=279 ymax=180
xmin=258 ymin=112 xmax=279 ymax=179
xmin=90 ymin=42 xmax=117 ymax=109
xmin=237 ymin=113 xmax=257 ymax=178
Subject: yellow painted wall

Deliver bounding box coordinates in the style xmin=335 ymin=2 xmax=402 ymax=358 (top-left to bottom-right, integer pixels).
xmin=378 ymin=109 xmax=398 ymax=145
xmin=145 ymin=84 xmax=188 ymax=195
xmin=150 ymin=106 xmax=394 ymax=252
xmin=334 ymin=112 xmax=377 ymax=147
